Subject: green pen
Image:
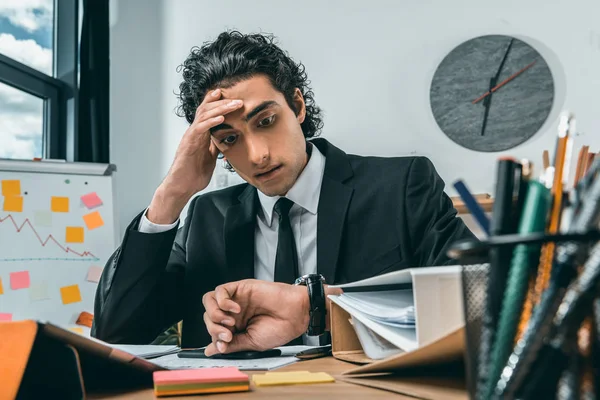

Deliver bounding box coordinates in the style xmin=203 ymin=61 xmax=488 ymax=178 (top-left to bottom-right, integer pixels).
xmin=484 ymin=180 xmax=551 ymax=400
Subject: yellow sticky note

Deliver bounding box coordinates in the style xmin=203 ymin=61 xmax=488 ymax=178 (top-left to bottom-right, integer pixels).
xmin=0 ymin=277 xmax=3 ymax=295
xmin=60 ymin=284 xmax=82 ymax=304
xmin=3 ymin=196 xmax=23 ymax=212
xmin=51 ymin=196 xmax=69 ymax=212
xmin=65 ymin=227 xmax=84 ymax=243
xmin=252 ymin=371 xmax=335 ymax=387
xmin=1 ymin=180 xmax=20 ymax=196
xmin=83 ymin=211 xmax=104 ymax=230
xmin=69 ymin=327 xmax=84 ymax=334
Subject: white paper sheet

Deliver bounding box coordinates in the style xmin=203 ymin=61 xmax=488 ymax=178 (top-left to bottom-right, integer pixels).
xmin=149 ymin=352 xmax=299 ymax=371
xmin=109 ymin=344 xmax=180 ymax=359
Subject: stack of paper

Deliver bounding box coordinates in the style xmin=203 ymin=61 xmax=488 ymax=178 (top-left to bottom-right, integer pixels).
xmin=110 ymin=344 xmax=180 ymax=359
xmin=252 ymin=371 xmax=335 ymax=386
xmin=330 ymin=289 xmax=417 ymax=359
xmin=153 ymin=367 xmax=249 ymax=396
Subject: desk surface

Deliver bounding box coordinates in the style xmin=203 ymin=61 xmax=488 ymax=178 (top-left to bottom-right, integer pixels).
xmin=89 ymin=357 xmax=410 ymax=399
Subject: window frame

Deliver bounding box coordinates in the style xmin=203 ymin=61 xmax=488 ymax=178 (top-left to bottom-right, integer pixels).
xmin=0 ymin=0 xmax=79 ymax=161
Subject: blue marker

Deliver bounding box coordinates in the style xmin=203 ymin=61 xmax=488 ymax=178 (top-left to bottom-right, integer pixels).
xmin=453 ymin=180 xmax=490 ymax=236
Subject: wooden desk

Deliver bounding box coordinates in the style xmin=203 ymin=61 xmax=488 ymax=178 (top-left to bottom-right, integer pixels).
xmin=89 ymin=357 xmax=405 ymax=399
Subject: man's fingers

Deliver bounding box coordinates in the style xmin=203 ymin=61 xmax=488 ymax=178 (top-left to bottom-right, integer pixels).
xmin=215 ymin=284 xmax=241 ymax=314
xmin=202 ymin=292 xmax=236 ymax=326
xmin=209 ymin=139 xmax=220 ymax=160
xmin=196 ymin=99 xmax=243 ymax=122
xmin=204 ymin=332 xmax=257 ymax=356
xmin=203 ymin=312 xmax=233 ymax=343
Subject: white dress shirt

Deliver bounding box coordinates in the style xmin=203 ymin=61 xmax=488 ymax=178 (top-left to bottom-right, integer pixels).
xmin=138 ymin=144 xmax=326 ymax=345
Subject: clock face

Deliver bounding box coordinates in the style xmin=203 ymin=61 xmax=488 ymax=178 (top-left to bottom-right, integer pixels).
xmin=430 ymin=35 xmax=554 ymax=152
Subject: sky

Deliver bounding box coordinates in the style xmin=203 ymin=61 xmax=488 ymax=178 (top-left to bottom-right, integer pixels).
xmin=0 ymin=0 xmax=54 ymax=160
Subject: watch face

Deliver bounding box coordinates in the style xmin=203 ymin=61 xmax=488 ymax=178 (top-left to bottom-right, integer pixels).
xmin=430 ymin=35 xmax=555 ymax=152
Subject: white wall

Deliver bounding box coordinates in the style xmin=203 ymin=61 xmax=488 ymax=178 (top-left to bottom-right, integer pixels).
xmin=111 ymin=0 xmax=600 ymax=234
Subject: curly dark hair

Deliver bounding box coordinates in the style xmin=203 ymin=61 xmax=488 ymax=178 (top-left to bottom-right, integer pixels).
xmin=175 ymin=31 xmax=323 ymax=139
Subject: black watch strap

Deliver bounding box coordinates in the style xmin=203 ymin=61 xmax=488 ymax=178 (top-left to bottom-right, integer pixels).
xmin=305 ymin=275 xmax=326 ymax=336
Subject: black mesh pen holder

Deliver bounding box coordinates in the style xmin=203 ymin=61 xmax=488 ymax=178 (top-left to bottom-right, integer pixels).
xmin=448 ymin=230 xmax=600 ymax=400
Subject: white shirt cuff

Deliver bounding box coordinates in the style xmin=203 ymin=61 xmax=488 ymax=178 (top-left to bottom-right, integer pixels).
xmin=138 ymin=208 xmax=179 ymax=233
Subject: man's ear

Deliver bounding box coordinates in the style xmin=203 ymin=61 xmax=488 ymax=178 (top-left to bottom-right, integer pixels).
xmin=292 ymin=88 xmax=306 ymax=124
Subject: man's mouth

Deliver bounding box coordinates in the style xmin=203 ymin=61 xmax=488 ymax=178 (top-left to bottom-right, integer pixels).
xmin=255 ymin=165 xmax=282 ymax=180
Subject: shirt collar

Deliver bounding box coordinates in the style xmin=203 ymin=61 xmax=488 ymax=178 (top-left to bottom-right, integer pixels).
xmin=257 ymin=143 xmax=326 ymax=227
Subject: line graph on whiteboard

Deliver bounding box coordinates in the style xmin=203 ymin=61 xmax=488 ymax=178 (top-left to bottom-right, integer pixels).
xmin=0 ymin=215 xmax=100 ymax=262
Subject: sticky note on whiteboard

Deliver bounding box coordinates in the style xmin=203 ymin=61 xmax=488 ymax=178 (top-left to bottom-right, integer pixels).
xmin=30 ymin=282 xmax=50 ymax=301
xmin=51 ymin=196 xmax=69 ymax=212
xmin=83 ymin=211 xmax=104 ymax=230
xmin=3 ymin=196 xmax=23 ymax=212
xmin=10 ymin=271 xmax=30 ymax=290
xmin=70 ymin=327 xmax=84 ymax=334
xmin=0 ymin=277 xmax=4 ymax=295
xmin=60 ymin=284 xmax=82 ymax=304
xmin=81 ymin=192 xmax=103 ymax=209
xmin=86 ymin=266 xmax=104 ymax=283
xmin=66 ymin=227 xmax=84 ymax=243
xmin=0 ymin=313 xmax=12 ymax=322
xmin=1 ymin=180 xmax=20 ymax=196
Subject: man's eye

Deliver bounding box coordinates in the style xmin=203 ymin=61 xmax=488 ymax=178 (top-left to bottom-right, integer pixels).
xmin=258 ymin=115 xmax=275 ymax=127
xmin=221 ymin=135 xmax=237 ymax=144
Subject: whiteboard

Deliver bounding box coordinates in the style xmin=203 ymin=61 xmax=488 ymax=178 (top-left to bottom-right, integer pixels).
xmin=0 ymin=160 xmax=117 ymax=336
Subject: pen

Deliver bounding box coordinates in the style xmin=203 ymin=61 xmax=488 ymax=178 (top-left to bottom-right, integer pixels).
xmin=295 ymin=345 xmax=332 ymax=360
xmin=452 ymin=180 xmax=490 ymax=236
xmin=493 ymin=160 xmax=600 ymax=398
xmin=484 ymin=180 xmax=550 ymax=399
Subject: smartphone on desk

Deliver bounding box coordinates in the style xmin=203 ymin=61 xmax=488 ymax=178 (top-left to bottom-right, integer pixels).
xmin=177 ymin=348 xmax=282 ymax=360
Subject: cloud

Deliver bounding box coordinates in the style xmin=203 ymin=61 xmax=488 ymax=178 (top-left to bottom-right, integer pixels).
xmin=0 ymin=33 xmax=52 ymax=74
xmin=0 ymin=0 xmax=53 ymax=33
xmin=0 ymin=81 xmax=43 ymax=160
xmin=0 ymin=33 xmax=49 ymax=160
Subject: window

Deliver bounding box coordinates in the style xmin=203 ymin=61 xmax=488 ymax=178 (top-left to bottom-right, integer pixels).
xmin=0 ymin=0 xmax=77 ymax=161
xmin=0 ymin=81 xmax=44 ymax=159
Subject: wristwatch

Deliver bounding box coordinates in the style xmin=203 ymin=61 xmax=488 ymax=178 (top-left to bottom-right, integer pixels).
xmin=294 ymin=273 xmax=327 ymax=336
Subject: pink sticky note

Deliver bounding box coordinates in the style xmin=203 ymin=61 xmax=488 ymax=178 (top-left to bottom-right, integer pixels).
xmin=153 ymin=367 xmax=249 ymax=385
xmin=0 ymin=313 xmax=12 ymax=322
xmin=81 ymin=192 xmax=103 ymax=209
xmin=10 ymin=271 xmax=30 ymax=290
xmin=86 ymin=266 xmax=104 ymax=283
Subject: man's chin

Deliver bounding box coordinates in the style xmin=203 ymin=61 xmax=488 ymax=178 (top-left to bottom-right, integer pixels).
xmin=254 ymin=181 xmax=291 ymax=197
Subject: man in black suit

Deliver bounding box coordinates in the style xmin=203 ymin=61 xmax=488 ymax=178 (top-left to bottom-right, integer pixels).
xmin=91 ymin=31 xmax=475 ymax=348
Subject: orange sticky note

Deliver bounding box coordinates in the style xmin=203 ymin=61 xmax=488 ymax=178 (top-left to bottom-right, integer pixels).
xmin=3 ymin=196 xmax=23 ymax=212
xmin=60 ymin=284 xmax=82 ymax=304
xmin=65 ymin=227 xmax=84 ymax=243
xmin=51 ymin=196 xmax=69 ymax=212
xmin=0 ymin=277 xmax=3 ymax=295
xmin=69 ymin=327 xmax=84 ymax=334
xmin=83 ymin=211 xmax=104 ymax=230
xmin=1 ymin=180 xmax=20 ymax=196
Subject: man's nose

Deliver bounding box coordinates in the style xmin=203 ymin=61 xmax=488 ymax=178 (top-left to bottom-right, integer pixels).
xmin=247 ymin=136 xmax=269 ymax=166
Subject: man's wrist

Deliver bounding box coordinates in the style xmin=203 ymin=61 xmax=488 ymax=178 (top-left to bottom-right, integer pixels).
xmin=294 ymin=283 xmax=336 ymax=334
xmin=295 ymin=285 xmax=311 ymax=334
xmin=147 ymin=186 xmax=190 ymax=224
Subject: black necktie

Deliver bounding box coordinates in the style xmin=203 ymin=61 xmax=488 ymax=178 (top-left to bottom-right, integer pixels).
xmin=273 ymin=198 xmax=299 ymax=284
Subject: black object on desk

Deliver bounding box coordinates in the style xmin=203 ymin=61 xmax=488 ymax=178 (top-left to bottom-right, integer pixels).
xmin=177 ymin=348 xmax=282 ymax=360
xmin=295 ymin=345 xmax=332 ymax=360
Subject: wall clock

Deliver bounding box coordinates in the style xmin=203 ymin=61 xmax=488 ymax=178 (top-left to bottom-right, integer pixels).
xmin=430 ymin=35 xmax=554 ymax=152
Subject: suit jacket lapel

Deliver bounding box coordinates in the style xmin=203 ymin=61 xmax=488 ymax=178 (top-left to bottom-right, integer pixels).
xmin=224 ymin=185 xmax=257 ymax=282
xmin=312 ymin=139 xmax=354 ymax=285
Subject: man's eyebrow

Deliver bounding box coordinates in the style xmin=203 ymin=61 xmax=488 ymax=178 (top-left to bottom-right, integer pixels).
xmin=243 ymin=100 xmax=278 ymax=122
xmin=210 ymin=100 xmax=279 ymax=135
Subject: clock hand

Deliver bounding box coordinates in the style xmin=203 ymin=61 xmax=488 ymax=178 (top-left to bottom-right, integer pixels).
xmin=480 ymin=77 xmax=496 ymax=136
xmin=478 ymin=39 xmax=513 ymax=136
xmin=493 ymin=38 xmax=514 ymax=83
xmin=472 ymin=60 xmax=537 ymax=104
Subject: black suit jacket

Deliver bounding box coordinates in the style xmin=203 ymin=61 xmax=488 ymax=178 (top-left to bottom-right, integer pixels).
xmin=91 ymin=138 xmax=475 ymax=346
